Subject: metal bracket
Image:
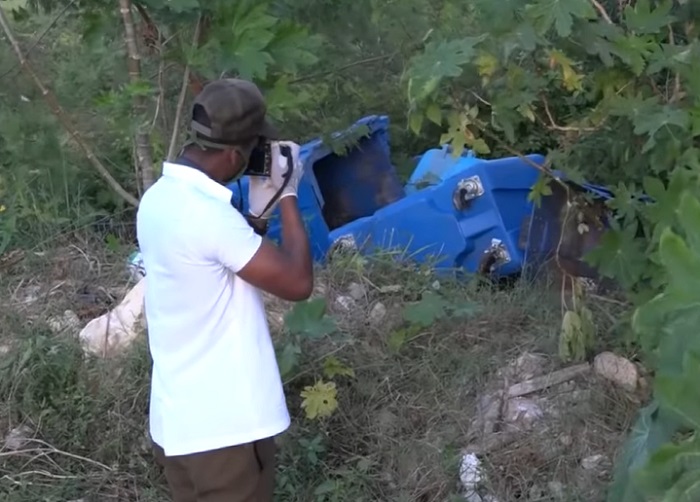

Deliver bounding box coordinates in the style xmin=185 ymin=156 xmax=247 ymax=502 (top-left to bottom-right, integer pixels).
xmin=478 ymin=238 xmax=512 ymax=275
xmin=328 ymin=235 xmax=358 ymax=257
xmin=453 ymin=176 xmax=484 ymax=210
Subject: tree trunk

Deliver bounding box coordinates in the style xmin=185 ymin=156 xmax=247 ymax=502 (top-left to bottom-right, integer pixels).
xmin=119 ymin=0 xmax=156 ymax=192
xmin=0 ymin=6 xmax=139 ymax=207
xmin=167 ymin=16 xmax=204 ymax=161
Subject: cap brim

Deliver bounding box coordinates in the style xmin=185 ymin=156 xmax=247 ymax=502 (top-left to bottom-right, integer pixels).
xmin=259 ymin=117 xmax=281 ymax=140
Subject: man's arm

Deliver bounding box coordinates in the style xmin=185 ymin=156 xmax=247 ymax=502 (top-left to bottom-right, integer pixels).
xmin=237 ymin=197 xmax=313 ymax=301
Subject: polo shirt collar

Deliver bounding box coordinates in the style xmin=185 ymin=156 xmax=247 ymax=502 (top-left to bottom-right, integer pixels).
xmin=162 ymin=162 xmax=233 ymax=203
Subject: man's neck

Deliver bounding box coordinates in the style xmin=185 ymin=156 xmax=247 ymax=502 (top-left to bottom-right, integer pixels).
xmin=177 ymin=148 xmax=220 ymax=181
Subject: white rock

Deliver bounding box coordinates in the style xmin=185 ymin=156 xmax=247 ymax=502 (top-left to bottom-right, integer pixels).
xmin=78 ymin=277 xmax=146 ymax=357
xmin=20 ymin=284 xmax=41 ymax=305
xmin=581 ymin=454 xmax=606 ymax=471
xmin=593 ymin=352 xmax=639 ymax=392
xmin=378 ymin=285 xmax=402 ymax=294
xmin=503 ymin=398 xmax=544 ymax=430
xmin=0 ymin=344 xmax=10 ymax=356
xmin=335 ymin=295 xmax=356 ymax=312
xmin=528 ymin=485 xmax=546 ymax=500
xmin=47 ymin=310 xmax=81 ymax=334
xmin=547 ymin=481 xmax=566 ymax=499
xmin=432 ymin=280 xmax=441 ymax=290
xmin=559 ymin=434 xmax=573 ymax=447
xmin=369 ymin=302 xmax=387 ymax=325
xmin=459 ymin=452 xmax=483 ymax=501
xmin=347 ymin=282 xmax=366 ymax=300
xmin=4 ymin=425 xmax=33 ymax=451
xmin=513 ymin=352 xmax=548 ymax=380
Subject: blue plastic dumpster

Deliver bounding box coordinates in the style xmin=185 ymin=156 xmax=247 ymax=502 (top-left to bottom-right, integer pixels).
xmin=522 ymin=174 xmax=615 ymax=280
xmin=327 ymin=154 xmax=544 ymax=276
xmin=227 ymin=115 xmax=544 ymax=277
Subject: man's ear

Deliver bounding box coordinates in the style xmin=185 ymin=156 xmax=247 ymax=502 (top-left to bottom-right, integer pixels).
xmin=229 ymin=148 xmax=245 ymax=170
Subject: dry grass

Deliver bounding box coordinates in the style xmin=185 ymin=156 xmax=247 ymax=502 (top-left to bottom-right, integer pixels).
xmin=0 ymin=235 xmax=640 ymax=501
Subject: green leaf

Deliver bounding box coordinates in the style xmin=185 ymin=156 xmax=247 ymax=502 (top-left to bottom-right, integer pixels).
xmin=632 ymin=106 xmax=691 ymax=153
xmin=677 ymin=192 xmax=700 ymax=252
xmin=387 ymin=325 xmax=421 ymax=352
xmin=661 ymin=468 xmax=700 ymax=502
xmin=409 ymin=111 xmax=424 ymax=134
xmin=402 ymin=291 xmax=450 ymax=327
xmin=300 ymin=380 xmax=338 ymax=420
xmin=277 ymin=342 xmax=301 ymax=380
xmin=608 ymin=401 xmax=682 ymax=502
xmin=470 ymin=138 xmax=490 ymax=154
xmin=527 ymin=175 xmax=553 ymax=208
xmin=639 ymin=437 xmax=700 ymax=495
xmin=265 ymin=22 xmax=321 ymax=75
xmin=439 ymin=125 xmax=467 ymax=157
xmin=584 ymin=222 xmax=650 ymax=290
xmin=624 ymin=0 xmax=675 ymax=35
xmin=578 ymin=20 xmax=625 ymax=67
xmin=612 ymin=34 xmax=659 ymax=75
xmin=658 ymin=228 xmax=700 ymax=298
xmin=656 ymin=352 xmax=700 ymax=430
xmin=322 ymin=356 xmax=355 ymax=379
xmin=426 ymin=103 xmax=443 ymax=126
xmin=284 ymin=298 xmax=337 ymax=339
xmin=407 ymin=36 xmax=487 ymax=103
xmin=162 ymin=0 xmax=199 ymax=13
xmin=525 ymin=0 xmax=596 ymax=37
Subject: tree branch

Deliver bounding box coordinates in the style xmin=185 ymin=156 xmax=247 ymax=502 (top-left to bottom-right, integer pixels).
xmin=590 ymin=0 xmax=613 ymax=24
xmin=668 ymin=24 xmax=682 ymax=103
xmin=119 ymin=0 xmax=156 ymax=192
xmin=540 ymin=96 xmax=599 ymax=132
xmin=167 ymin=15 xmax=203 ymax=161
xmin=289 ymin=53 xmax=397 ymax=85
xmin=0 ymin=7 xmax=139 ymax=207
xmin=471 ymin=117 xmax=570 ymax=192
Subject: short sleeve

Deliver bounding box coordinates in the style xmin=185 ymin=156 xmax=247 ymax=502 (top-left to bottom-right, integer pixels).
xmin=212 ymin=204 xmax=263 ymax=273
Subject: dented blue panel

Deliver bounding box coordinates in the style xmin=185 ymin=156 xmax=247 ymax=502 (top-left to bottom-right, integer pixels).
xmin=405 ymin=146 xmax=480 ymax=194
xmin=328 ymin=154 xmax=544 ymax=276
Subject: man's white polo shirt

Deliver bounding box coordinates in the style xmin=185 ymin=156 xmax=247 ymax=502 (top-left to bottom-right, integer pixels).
xmin=136 ymin=161 xmax=290 ymax=457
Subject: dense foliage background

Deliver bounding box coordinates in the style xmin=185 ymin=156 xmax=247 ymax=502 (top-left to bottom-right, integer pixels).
xmin=3 ymin=0 xmax=700 ymax=499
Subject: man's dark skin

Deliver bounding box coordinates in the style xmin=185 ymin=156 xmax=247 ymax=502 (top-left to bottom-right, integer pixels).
xmin=182 ymin=144 xmax=313 ymax=302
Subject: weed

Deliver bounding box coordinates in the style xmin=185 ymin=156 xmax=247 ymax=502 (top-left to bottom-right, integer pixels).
xmin=0 ymin=242 xmax=635 ymax=501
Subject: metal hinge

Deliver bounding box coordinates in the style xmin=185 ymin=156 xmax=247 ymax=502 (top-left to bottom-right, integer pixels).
xmin=453 ymin=176 xmax=484 ymax=210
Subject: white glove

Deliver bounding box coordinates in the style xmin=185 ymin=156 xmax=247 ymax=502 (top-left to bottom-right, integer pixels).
xmin=247 ymin=141 xmax=303 ymax=218
xmin=271 ymin=140 xmax=303 ymax=200
xmin=248 ymin=176 xmax=277 ymax=219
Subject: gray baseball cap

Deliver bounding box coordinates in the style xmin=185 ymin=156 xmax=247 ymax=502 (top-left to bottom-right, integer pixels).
xmin=188 ymin=78 xmax=280 ymax=149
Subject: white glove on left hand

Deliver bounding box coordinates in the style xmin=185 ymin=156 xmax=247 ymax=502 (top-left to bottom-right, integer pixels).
xmin=270 ymin=141 xmax=304 ymax=200
xmin=247 ymin=141 xmax=303 ymax=218
xmin=248 ymin=176 xmax=278 ymax=219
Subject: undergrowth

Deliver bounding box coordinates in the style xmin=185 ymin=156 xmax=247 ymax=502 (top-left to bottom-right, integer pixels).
xmin=0 ymin=231 xmax=636 ymax=502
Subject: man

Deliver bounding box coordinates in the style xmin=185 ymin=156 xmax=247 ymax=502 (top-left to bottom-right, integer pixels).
xmin=136 ymin=78 xmax=313 ymax=502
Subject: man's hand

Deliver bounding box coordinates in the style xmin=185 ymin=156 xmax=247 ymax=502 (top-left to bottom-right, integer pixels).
xmin=238 ymin=197 xmax=313 ymax=301
xmin=271 ymin=141 xmax=303 ymax=200
xmin=248 ymin=141 xmax=304 ymax=219
xmin=247 ymin=177 xmax=277 ymax=219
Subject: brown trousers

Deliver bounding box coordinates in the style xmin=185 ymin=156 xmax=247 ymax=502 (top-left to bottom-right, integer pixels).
xmin=153 ymin=438 xmax=277 ymax=502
